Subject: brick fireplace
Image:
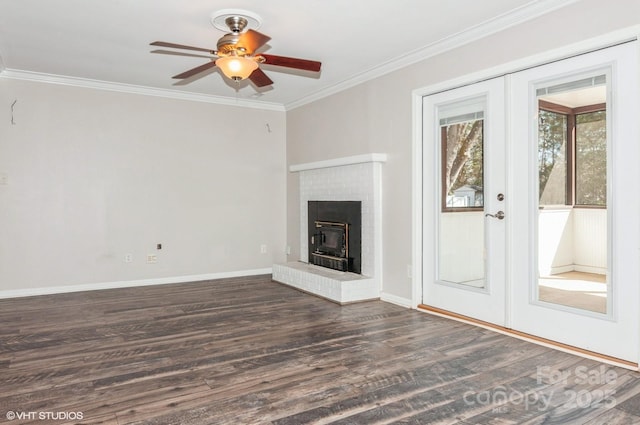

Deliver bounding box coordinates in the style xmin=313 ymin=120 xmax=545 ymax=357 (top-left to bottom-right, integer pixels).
xmin=273 ymin=154 xmax=386 ymax=304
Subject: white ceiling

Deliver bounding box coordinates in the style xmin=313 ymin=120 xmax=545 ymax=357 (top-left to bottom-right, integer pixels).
xmin=0 ymin=0 xmax=579 ymax=110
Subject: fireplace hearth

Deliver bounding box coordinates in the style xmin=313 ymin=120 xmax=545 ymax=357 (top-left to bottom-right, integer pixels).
xmin=308 ymin=201 xmax=361 ymax=274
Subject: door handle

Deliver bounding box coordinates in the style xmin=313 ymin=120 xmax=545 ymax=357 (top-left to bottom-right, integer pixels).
xmin=485 ymin=211 xmax=505 ymax=220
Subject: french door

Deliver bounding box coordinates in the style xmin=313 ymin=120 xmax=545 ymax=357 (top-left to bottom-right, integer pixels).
xmin=422 ymin=77 xmax=507 ymax=326
xmin=509 ymin=42 xmax=639 ymax=362
xmin=422 ymin=42 xmax=639 ymax=363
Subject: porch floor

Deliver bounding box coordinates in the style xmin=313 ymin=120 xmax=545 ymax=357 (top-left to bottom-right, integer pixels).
xmin=539 ymin=271 xmax=606 ymax=314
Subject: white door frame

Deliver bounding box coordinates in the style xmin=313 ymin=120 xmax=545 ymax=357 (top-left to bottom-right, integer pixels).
xmin=411 ymin=27 xmax=640 ymax=366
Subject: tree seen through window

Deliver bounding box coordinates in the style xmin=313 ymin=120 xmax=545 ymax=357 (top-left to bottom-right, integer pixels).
xmin=537 ymin=103 xmax=606 ymax=207
xmin=442 ymin=119 xmax=484 ymax=209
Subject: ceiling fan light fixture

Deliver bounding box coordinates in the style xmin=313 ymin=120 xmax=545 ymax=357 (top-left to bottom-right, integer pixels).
xmin=215 ymin=55 xmax=258 ymax=81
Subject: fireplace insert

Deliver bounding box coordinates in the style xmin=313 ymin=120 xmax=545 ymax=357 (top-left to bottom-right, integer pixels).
xmin=311 ymin=221 xmax=350 ymax=271
xmin=308 ymin=201 xmax=361 ymax=273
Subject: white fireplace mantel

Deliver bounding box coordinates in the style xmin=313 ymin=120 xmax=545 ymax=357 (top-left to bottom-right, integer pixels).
xmin=289 ymin=153 xmax=387 ymax=172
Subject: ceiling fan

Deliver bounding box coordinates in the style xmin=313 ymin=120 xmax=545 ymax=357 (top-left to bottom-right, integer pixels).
xmin=150 ymin=13 xmax=321 ymax=88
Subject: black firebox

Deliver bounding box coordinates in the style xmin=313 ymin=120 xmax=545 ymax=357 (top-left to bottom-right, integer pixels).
xmin=308 ymin=201 xmax=361 ymax=274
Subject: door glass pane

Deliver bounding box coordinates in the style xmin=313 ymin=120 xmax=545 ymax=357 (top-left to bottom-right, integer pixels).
xmin=536 ymin=76 xmax=608 ymax=314
xmin=538 ymin=110 xmax=568 ymax=205
xmin=438 ymin=97 xmax=486 ymax=288
xmin=576 ymin=111 xmax=607 ymax=206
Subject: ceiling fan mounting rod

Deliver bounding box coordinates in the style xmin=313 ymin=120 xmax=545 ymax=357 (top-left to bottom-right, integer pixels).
xmin=225 ymin=16 xmax=248 ymax=33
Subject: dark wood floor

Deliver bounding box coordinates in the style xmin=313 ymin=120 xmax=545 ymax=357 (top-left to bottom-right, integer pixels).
xmin=1 ymin=275 xmax=639 ymax=425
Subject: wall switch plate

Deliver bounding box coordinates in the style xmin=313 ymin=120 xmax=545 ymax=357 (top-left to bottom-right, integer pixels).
xmin=124 ymin=254 xmax=133 ymax=263
xmin=147 ymin=254 xmax=157 ymax=264
xmin=260 ymin=244 xmax=267 ymax=254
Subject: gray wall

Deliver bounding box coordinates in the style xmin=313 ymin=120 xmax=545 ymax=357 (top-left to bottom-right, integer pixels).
xmin=0 ymin=79 xmax=287 ymax=292
xmin=286 ymin=0 xmax=640 ymax=302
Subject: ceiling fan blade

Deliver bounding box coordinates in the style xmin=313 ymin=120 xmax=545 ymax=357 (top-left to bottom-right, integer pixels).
xmin=259 ymin=54 xmax=321 ymax=72
xmin=237 ymin=29 xmax=271 ymax=54
xmin=172 ymin=61 xmax=217 ymax=79
xmin=150 ymin=41 xmax=215 ymax=54
xmin=248 ymin=67 xmax=274 ymax=87
xmin=151 ymin=49 xmax=213 ymax=59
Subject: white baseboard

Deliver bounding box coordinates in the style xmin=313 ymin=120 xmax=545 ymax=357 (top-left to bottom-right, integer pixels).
xmin=574 ymin=265 xmax=607 ymax=275
xmin=0 ymin=268 xmax=273 ymax=299
xmin=380 ymin=292 xmax=413 ymax=308
xmin=546 ymin=265 xmax=607 ymax=276
xmin=546 ymin=265 xmax=575 ymax=275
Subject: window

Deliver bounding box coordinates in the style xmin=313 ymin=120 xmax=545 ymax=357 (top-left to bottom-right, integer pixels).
xmin=538 ymin=101 xmax=606 ymax=207
xmin=575 ymin=110 xmax=606 ymax=206
xmin=538 ymin=109 xmax=568 ymax=205
xmin=441 ymin=119 xmax=484 ymax=211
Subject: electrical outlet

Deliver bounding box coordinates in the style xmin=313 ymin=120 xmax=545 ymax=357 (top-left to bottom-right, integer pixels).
xmin=124 ymin=254 xmax=133 ymax=263
xmin=147 ymin=254 xmax=157 ymax=264
xmin=0 ymin=172 xmax=7 ymax=186
xmin=260 ymin=244 xmax=267 ymax=254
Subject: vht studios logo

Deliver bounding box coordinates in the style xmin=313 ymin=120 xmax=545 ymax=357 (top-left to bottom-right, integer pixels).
xmin=5 ymin=411 xmax=84 ymax=421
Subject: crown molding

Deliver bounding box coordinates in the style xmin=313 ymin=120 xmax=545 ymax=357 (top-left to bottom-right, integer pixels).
xmin=411 ymin=25 xmax=640 ymax=100
xmin=0 ymin=69 xmax=286 ymax=112
xmin=284 ymin=0 xmax=581 ymax=110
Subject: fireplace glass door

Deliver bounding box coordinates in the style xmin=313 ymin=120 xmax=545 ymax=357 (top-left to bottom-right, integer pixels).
xmin=311 ymin=221 xmax=349 ymax=271
xmin=308 ymin=201 xmax=361 ymax=273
